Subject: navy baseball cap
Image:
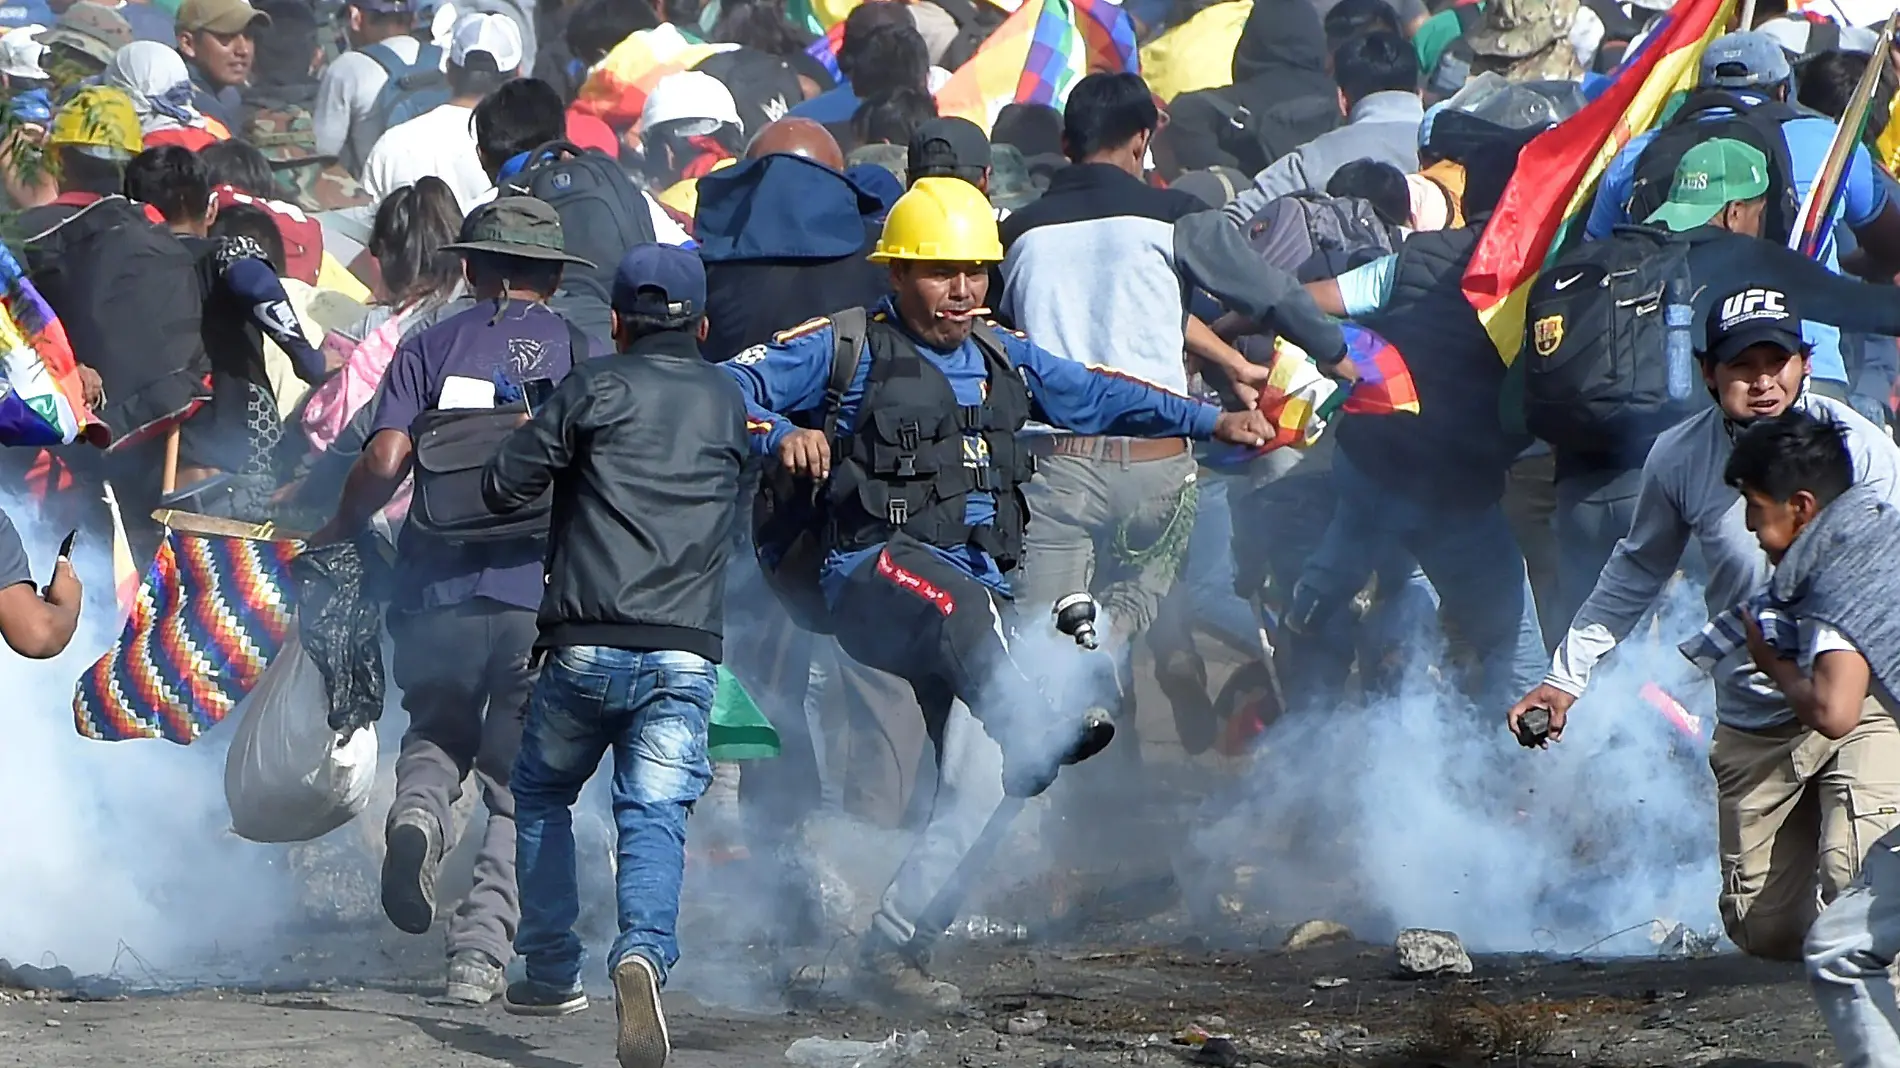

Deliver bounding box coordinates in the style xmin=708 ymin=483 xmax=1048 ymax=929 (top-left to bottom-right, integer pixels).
xmin=1706 ymin=284 xmax=1805 ymax=362
xmin=612 ymin=244 xmax=706 ymax=319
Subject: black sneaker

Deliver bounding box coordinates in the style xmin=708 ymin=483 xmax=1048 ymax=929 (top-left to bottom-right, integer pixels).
xmin=1002 ymin=710 xmax=1115 ymax=798
xmin=381 ymin=809 xmax=443 ymax=935
xmin=612 ymin=953 xmax=671 ymax=1068
xmin=503 ymin=977 xmax=588 ymax=1017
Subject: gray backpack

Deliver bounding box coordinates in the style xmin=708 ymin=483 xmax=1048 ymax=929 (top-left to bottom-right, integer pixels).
xmin=1241 ymin=190 xmax=1400 ymax=283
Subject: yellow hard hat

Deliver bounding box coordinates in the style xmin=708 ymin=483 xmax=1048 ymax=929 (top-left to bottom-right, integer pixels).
xmin=47 ymin=86 xmax=141 ymax=160
xmin=869 ymin=177 xmax=1005 ymax=265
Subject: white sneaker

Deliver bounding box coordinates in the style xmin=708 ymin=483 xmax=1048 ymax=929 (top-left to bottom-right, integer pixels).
xmin=612 ymin=953 xmax=670 ymax=1068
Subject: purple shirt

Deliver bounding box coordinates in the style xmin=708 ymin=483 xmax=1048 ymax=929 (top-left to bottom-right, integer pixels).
xmin=372 ymin=299 xmax=580 ymax=613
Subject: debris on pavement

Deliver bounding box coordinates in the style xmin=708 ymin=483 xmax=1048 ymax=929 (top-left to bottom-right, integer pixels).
xmin=1313 ymin=976 xmax=1349 ymax=989
xmin=784 ymin=1029 xmax=928 ymax=1067
xmin=1193 ymin=1036 xmax=1243 ymax=1066
xmin=1650 ymin=920 xmax=1721 ymax=958
xmin=1003 ymin=1010 xmax=1048 ymax=1036
xmin=1395 ymin=929 xmax=1474 ymax=976
xmin=1282 ymin=920 xmax=1353 ymax=951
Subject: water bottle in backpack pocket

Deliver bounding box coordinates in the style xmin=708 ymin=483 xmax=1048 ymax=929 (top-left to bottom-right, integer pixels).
xmin=1522 ymin=225 xmax=1703 ymax=462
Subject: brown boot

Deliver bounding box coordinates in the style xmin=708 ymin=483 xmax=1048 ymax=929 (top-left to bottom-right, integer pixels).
xmin=857 ymin=943 xmax=961 ymax=1011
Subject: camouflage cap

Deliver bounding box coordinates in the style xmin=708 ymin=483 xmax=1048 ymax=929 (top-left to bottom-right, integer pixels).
xmin=1463 ymin=0 xmax=1572 ymax=60
xmin=846 ymin=141 xmax=908 ymax=186
xmin=40 ymin=2 xmax=132 ymax=66
xmin=987 ymin=143 xmax=1039 ymax=212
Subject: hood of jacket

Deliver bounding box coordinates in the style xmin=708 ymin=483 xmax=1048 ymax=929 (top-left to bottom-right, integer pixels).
xmin=694 ymin=153 xmax=887 ymax=263
xmin=1231 ymin=0 xmax=1334 ymax=94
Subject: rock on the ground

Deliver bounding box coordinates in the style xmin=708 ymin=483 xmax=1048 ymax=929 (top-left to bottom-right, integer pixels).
xmin=1282 ymin=920 xmax=1353 ymax=951
xmin=1004 ymin=1010 xmax=1048 ymax=1036
xmin=1394 ymin=928 xmax=1472 ymax=976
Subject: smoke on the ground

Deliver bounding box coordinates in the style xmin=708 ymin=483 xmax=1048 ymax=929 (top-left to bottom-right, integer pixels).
xmin=1183 ymin=577 xmax=1720 ymax=955
xmin=0 ymin=503 xmax=291 ymax=979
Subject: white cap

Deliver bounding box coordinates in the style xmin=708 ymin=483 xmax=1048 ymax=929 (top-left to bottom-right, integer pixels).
xmin=448 ymin=10 xmax=522 ymax=73
xmin=641 ymin=69 xmax=740 ymax=131
xmin=0 ymin=25 xmax=48 ymax=81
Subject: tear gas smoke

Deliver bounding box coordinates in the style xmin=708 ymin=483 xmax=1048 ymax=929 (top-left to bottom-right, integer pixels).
xmin=0 ymin=503 xmax=291 ymax=979
xmin=1186 ymin=577 xmax=1720 ymax=955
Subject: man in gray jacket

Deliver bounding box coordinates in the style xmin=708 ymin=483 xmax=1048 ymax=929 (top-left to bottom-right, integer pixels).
xmin=998 ymin=71 xmax=1346 ymax=760
xmin=1507 ymin=286 xmax=1900 ymax=963
xmin=1222 ymin=31 xmax=1424 ymax=227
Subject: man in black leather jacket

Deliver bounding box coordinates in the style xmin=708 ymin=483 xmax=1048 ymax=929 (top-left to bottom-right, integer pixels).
xmin=480 ymin=244 xmax=747 ymax=1067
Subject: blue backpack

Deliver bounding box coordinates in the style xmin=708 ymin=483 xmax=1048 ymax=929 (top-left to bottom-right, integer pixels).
xmin=359 ymin=41 xmax=450 ymax=150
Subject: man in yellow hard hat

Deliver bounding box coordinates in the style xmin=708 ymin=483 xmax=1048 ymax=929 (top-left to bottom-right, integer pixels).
xmin=721 ymin=177 xmax=1273 ymax=1011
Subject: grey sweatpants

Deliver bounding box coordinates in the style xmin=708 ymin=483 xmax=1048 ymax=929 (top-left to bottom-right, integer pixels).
xmin=1015 ymin=450 xmax=1199 ymax=639
xmin=867 ymin=683 xmax=1007 ymax=952
xmin=389 ymin=600 xmax=538 ymax=965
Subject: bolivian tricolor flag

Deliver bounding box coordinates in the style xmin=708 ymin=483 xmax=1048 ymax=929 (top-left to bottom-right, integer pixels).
xmin=1462 ymin=0 xmax=1737 ymax=365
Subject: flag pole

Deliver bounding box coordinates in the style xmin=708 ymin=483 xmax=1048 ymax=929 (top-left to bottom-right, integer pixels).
xmin=159 ymin=425 xmax=179 ymax=496
xmin=1788 ymin=10 xmax=1900 ymax=260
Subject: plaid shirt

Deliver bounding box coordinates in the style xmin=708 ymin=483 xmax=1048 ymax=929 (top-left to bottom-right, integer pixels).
xmin=1678 ymin=595 xmax=1802 ymax=674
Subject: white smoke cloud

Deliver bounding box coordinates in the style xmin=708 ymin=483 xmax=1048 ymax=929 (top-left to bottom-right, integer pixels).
xmin=0 ymin=505 xmax=291 ymax=979
xmin=1183 ymin=576 xmax=1721 ymax=956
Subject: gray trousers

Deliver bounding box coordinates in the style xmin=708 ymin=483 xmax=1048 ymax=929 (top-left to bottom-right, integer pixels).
xmin=1015 ymin=449 xmax=1199 ymax=725
xmin=389 ymin=600 xmax=538 ymax=965
xmin=867 ymin=683 xmax=1006 ymax=952
xmin=1809 ymin=823 xmax=1900 ymax=1068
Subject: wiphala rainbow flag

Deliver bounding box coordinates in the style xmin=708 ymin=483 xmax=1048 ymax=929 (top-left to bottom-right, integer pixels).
xmin=74 ymin=530 xmax=300 ymax=744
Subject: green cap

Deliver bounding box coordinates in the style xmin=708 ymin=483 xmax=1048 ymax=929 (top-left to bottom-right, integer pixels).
xmin=1644 ymin=138 xmax=1771 ymax=232
xmin=441 ymin=196 xmax=595 ymax=267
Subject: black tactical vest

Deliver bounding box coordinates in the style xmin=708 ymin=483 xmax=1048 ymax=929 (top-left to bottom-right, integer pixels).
xmin=824 ymin=315 xmax=1036 ymax=570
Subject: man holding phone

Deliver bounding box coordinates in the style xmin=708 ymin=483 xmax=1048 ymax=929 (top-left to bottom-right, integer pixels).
xmin=0 ymin=514 xmax=80 ymax=659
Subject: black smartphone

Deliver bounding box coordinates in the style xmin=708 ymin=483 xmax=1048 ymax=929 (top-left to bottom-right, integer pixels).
xmin=522 ymin=377 xmax=557 ymax=415
xmin=57 ymin=529 xmax=76 ymax=560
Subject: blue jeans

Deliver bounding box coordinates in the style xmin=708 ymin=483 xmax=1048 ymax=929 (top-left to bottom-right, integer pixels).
xmin=512 ymin=645 xmax=716 ymax=989
xmin=1551 ymin=466 xmax=1643 ymax=634
xmin=1296 ymin=452 xmax=1547 ymax=711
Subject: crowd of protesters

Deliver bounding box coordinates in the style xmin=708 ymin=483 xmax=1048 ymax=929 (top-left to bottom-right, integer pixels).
xmin=5 ymin=0 xmax=1900 ymax=1064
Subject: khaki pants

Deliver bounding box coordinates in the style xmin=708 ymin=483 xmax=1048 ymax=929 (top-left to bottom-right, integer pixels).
xmin=1711 ymin=699 xmax=1900 ymax=961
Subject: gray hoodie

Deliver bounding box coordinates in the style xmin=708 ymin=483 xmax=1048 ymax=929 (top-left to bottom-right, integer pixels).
xmin=1546 ymin=393 xmax=1900 ymax=730
xmin=1222 ymin=91 xmax=1426 ymax=226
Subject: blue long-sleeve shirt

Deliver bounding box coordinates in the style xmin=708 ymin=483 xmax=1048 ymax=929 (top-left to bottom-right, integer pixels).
xmin=722 ymin=298 xmax=1220 ymax=602
xmin=223 ymin=255 xmax=325 ymax=384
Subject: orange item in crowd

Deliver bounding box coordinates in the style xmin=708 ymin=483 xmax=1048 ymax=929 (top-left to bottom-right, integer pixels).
xmin=564 ymin=111 xmax=620 ymax=157
xmin=145 ymin=126 xmax=220 ymax=151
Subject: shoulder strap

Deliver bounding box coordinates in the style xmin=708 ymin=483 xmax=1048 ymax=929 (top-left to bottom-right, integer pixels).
xmin=565 ymin=317 xmax=588 ymax=363
xmin=1806 ymin=20 xmax=1840 ymax=57
xmin=968 ymin=321 xmax=1014 ymax=371
xmin=821 ymin=307 xmax=867 ymax=440
xmin=363 ymin=42 xmax=402 ymax=77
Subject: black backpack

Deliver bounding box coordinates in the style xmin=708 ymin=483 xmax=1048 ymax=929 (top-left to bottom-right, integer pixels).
xmin=511 ymin=141 xmax=659 ymax=345
xmin=751 ymin=308 xmax=867 ymax=635
xmin=1581 ymin=0 xmax=1653 ymax=73
xmin=1522 ymin=225 xmax=1700 ymax=458
xmin=1241 ymin=190 xmax=1400 ymax=283
xmin=929 ymin=0 xmax=1009 ymax=71
xmin=406 ymin=319 xmax=588 ymax=543
xmin=1626 ymin=90 xmax=1800 ymax=243
xmin=1204 ymin=91 xmax=1342 ymax=178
